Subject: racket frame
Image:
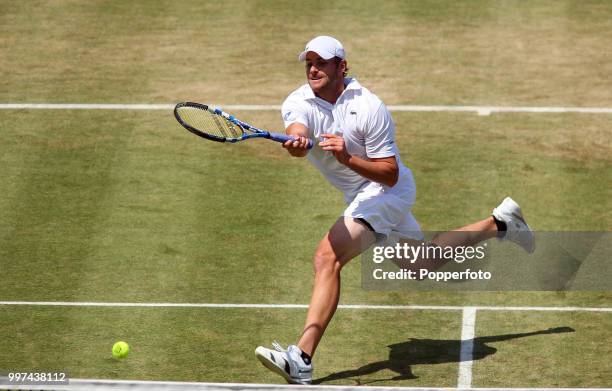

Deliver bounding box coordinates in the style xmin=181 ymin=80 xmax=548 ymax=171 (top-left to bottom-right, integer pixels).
xmin=174 ymin=102 xmax=312 ymax=148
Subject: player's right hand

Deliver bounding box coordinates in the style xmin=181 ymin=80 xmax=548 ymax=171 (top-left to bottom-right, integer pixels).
xmin=282 ymin=136 xmax=310 ymax=157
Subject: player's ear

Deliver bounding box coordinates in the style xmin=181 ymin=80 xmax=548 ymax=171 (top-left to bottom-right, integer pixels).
xmin=338 ymin=59 xmax=348 ymax=76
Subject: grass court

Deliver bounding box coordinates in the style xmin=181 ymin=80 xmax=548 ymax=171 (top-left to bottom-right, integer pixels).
xmin=1 ymin=1 xmax=610 ymax=388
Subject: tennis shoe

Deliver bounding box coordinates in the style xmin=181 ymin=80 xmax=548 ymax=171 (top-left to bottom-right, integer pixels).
xmin=255 ymin=342 xmax=312 ymax=385
xmin=492 ymin=197 xmax=535 ymax=253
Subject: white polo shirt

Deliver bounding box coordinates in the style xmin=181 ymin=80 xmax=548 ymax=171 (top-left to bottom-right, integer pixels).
xmin=281 ymin=78 xmax=415 ymax=204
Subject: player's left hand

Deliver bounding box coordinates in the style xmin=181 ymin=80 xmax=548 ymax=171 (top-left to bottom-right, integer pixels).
xmin=320 ymin=133 xmax=351 ymax=165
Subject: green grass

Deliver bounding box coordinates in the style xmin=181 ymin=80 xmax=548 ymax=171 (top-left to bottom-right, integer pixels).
xmin=1 ymin=110 xmax=610 ymax=304
xmin=0 ymin=109 xmax=610 ymax=386
xmin=1 ymin=0 xmax=611 ymax=387
xmin=473 ymin=311 xmax=612 ymax=387
xmin=1 ymin=1 xmax=611 ymax=105
xmin=0 ymin=305 xmax=463 ymax=386
xmin=1 ymin=306 xmax=610 ymax=387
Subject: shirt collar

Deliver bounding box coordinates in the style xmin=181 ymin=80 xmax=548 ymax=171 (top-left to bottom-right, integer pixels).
xmin=344 ymin=77 xmax=362 ymax=91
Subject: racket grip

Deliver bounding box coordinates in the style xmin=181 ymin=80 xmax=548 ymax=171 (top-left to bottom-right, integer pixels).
xmin=269 ymin=132 xmax=314 ymax=149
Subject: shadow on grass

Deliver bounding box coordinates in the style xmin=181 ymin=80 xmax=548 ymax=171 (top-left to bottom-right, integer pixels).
xmin=314 ymin=326 xmax=574 ymax=385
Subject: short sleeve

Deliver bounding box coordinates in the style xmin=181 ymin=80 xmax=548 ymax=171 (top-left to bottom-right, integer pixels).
xmin=364 ymin=103 xmax=396 ymax=158
xmin=281 ymin=96 xmax=309 ymax=129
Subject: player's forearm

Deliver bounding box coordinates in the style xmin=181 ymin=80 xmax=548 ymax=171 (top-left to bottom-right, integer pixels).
xmin=343 ymin=156 xmax=399 ymax=187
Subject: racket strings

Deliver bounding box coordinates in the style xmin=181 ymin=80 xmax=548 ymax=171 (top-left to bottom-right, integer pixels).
xmin=179 ymin=107 xmax=244 ymax=139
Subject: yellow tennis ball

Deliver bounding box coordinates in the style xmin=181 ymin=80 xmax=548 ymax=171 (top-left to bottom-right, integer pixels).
xmin=112 ymin=341 xmax=129 ymax=359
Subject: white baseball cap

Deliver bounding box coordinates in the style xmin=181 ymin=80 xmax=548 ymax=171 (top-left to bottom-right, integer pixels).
xmin=298 ymin=36 xmax=346 ymax=61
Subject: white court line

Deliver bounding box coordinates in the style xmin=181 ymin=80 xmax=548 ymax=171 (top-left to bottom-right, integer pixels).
xmin=386 ymin=105 xmax=612 ymax=115
xmin=0 ymin=301 xmax=611 ymax=312
xmin=1 ymin=377 xmax=610 ymax=391
xmin=1 ymin=103 xmax=612 ymax=115
xmin=0 ymin=103 xmax=174 ymax=110
xmin=458 ymin=307 xmax=478 ymax=389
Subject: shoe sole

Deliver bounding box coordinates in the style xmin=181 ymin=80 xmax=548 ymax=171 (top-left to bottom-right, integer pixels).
xmin=511 ymin=211 xmax=536 ymax=252
xmin=495 ymin=198 xmax=535 ymax=253
xmin=255 ymin=350 xmax=304 ymax=385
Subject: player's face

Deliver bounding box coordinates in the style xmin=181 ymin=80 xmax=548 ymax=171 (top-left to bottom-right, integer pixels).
xmin=304 ymin=52 xmax=344 ymax=95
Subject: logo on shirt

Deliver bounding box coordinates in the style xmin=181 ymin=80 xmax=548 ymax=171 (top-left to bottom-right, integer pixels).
xmin=283 ymin=111 xmax=293 ymax=121
xmin=350 ymin=110 xmax=357 ymax=115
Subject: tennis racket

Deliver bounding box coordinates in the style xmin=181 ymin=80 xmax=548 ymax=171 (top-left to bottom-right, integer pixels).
xmin=174 ymin=102 xmax=313 ymax=148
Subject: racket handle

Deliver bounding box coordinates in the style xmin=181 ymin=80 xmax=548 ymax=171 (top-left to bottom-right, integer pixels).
xmin=269 ymin=132 xmax=314 ymax=149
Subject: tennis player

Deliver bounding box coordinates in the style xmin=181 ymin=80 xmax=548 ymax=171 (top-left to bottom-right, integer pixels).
xmin=255 ymin=36 xmax=534 ymax=385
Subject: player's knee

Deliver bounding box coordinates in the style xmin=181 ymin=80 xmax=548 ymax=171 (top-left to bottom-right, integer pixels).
xmin=313 ymin=250 xmax=342 ymax=275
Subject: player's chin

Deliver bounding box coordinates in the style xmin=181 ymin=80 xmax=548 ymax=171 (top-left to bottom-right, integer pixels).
xmin=308 ymin=78 xmax=326 ymax=91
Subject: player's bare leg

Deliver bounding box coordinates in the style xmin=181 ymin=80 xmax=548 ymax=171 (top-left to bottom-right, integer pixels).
xmin=431 ymin=217 xmax=498 ymax=247
xmin=397 ymin=198 xmax=534 ymax=274
xmin=427 ymin=197 xmax=535 ymax=255
xmin=394 ymin=217 xmax=498 ymax=273
xmin=254 ymin=218 xmax=375 ymax=384
xmin=297 ymin=210 xmax=519 ymax=356
xmin=297 ymin=217 xmax=376 ymax=357
xmin=255 ymin=198 xmax=533 ymax=382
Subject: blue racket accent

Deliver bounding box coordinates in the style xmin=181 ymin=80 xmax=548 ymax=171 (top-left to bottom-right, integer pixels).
xmin=216 ymin=105 xmax=312 ymax=148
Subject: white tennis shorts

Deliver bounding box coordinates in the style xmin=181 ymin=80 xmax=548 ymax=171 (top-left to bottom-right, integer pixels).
xmin=343 ymin=173 xmax=423 ymax=242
